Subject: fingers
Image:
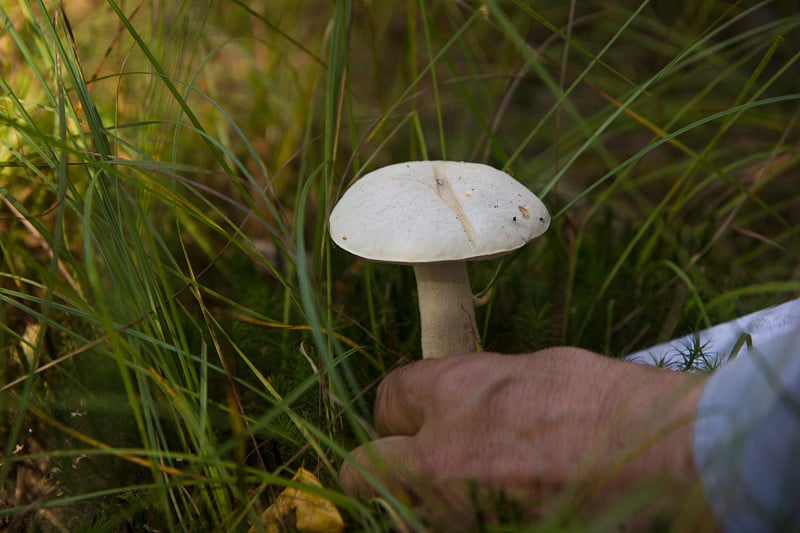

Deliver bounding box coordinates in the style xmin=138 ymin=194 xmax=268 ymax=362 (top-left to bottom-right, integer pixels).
xmin=340 ymin=435 xmax=545 ymax=531
xmin=372 ymin=358 xmax=441 ymax=436
xmin=372 ymin=352 xmax=500 ymax=436
xmin=339 ymin=435 xmax=421 ymax=500
xmin=341 ymin=358 xmax=463 ymax=498
xmin=339 ymin=435 xmax=481 ymax=530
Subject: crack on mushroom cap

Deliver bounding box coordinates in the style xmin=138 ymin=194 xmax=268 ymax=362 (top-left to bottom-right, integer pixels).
xmin=329 ymin=161 xmax=550 ymax=264
xmin=433 ymin=162 xmax=477 ymax=247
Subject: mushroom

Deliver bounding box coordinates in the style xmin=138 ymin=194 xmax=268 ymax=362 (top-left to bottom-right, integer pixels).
xmin=329 ymin=161 xmax=550 ymax=359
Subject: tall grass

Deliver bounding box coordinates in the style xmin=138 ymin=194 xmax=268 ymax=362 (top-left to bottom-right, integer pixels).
xmin=1 ymin=0 xmax=798 ymax=531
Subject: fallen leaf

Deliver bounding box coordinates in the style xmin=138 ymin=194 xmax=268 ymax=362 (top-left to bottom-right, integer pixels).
xmin=251 ymin=467 xmax=345 ymax=533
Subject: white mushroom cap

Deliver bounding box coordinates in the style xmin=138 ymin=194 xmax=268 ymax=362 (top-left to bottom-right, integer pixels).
xmin=329 ymin=161 xmax=550 ymax=263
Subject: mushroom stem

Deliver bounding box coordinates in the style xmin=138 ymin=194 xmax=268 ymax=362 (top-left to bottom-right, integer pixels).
xmin=413 ymin=262 xmax=481 ymax=359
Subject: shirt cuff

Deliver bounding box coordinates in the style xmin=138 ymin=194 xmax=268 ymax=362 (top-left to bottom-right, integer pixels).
xmin=694 ymin=326 xmax=800 ymax=531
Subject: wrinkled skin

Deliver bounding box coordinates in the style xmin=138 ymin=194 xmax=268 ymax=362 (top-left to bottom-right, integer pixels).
xmin=340 ymin=348 xmax=717 ymax=531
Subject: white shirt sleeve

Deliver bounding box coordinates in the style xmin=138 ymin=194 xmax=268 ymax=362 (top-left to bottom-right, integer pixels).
xmin=693 ymin=321 xmax=800 ymax=531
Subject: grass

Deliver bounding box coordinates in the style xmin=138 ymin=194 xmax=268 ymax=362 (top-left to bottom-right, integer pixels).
xmin=1 ymin=0 xmax=798 ymax=530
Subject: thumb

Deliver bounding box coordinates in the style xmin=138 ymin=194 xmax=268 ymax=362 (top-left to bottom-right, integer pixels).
xmin=339 ymin=435 xmax=423 ymax=500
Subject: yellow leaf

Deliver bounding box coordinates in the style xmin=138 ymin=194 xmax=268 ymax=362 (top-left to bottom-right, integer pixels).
xmin=251 ymin=467 xmax=345 ymax=533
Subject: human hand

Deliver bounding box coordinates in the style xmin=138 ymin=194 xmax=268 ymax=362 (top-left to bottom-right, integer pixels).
xmin=340 ymin=348 xmax=714 ymax=529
